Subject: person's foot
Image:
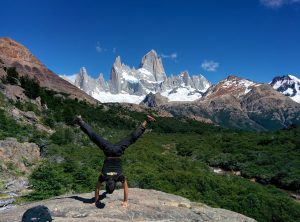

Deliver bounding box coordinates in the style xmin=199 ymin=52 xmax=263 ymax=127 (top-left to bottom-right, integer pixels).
xmin=146 ymin=115 xmax=156 ymax=122
xmin=73 ymin=115 xmax=84 ymax=125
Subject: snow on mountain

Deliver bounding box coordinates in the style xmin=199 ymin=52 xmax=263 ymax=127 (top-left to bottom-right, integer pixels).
xmin=204 ymin=75 xmax=261 ymax=99
xmin=59 ymin=74 xmax=77 ymax=84
xmin=161 ymin=86 xmax=203 ymax=102
xmin=270 ymin=75 xmax=300 ymax=103
xmin=68 ymin=50 xmax=211 ymax=104
xmin=92 ymin=90 xmax=145 ymax=104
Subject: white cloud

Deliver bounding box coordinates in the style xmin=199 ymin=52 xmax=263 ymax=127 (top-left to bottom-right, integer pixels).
xmin=260 ymin=0 xmax=284 ymax=8
xmin=160 ymin=52 xmax=178 ymax=61
xmin=201 ymin=60 xmax=219 ymax=72
xmin=260 ymin=0 xmax=300 ymax=8
xmin=112 ymin=47 xmax=117 ymax=53
xmin=96 ymin=42 xmax=106 ymax=53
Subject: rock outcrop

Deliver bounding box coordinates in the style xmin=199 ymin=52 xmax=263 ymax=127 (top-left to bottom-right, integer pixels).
xmin=0 ymin=138 xmax=40 ymax=175
xmin=140 ymin=92 xmax=169 ymax=107
xmin=0 ymin=138 xmax=41 ymax=209
xmin=0 ymin=37 xmax=96 ymax=104
xmin=0 ymin=189 xmax=256 ymax=222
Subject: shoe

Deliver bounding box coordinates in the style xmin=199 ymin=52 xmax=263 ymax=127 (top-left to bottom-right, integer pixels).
xmin=73 ymin=115 xmax=83 ymax=125
xmin=147 ymin=115 xmax=156 ymax=122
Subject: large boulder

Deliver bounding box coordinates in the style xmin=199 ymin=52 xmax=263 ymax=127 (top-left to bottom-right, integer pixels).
xmin=0 ymin=188 xmax=256 ymax=222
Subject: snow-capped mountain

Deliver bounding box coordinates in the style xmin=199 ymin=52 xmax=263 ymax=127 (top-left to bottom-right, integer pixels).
xmin=64 ymin=50 xmax=211 ymax=104
xmin=203 ymin=75 xmax=261 ymax=99
xmin=158 ymin=75 xmax=300 ymax=131
xmin=270 ymin=75 xmax=300 ymax=103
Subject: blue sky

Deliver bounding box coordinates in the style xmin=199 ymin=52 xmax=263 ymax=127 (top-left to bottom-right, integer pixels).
xmin=1 ymin=0 xmax=300 ymax=84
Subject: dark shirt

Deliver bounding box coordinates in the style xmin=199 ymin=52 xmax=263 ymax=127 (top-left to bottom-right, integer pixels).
xmin=102 ymin=157 xmax=122 ymax=175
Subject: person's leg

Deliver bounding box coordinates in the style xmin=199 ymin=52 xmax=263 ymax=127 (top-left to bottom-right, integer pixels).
xmin=79 ymin=121 xmax=112 ymax=150
xmin=115 ymin=124 xmax=146 ymax=150
xmin=115 ymin=116 xmax=156 ymax=150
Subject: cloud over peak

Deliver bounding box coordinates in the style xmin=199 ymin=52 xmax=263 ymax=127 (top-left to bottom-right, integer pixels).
xmin=96 ymin=42 xmax=107 ymax=53
xmin=160 ymin=52 xmax=178 ymax=61
xmin=201 ymin=60 xmax=219 ymax=72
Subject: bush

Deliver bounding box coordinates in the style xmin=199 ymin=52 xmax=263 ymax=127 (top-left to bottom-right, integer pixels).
xmin=20 ymin=75 xmax=41 ymax=99
xmin=50 ymin=127 xmax=74 ymax=145
xmin=1 ymin=67 xmax=20 ymax=85
xmin=28 ymin=161 xmax=73 ymax=200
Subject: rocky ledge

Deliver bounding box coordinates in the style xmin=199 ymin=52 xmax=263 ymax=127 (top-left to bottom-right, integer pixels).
xmin=0 ymin=188 xmax=256 ymax=222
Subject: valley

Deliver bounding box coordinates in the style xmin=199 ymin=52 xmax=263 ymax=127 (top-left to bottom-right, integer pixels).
xmin=0 ymin=38 xmax=299 ymax=222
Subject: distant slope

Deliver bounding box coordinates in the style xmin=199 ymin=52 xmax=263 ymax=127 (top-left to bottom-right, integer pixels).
xmin=0 ymin=37 xmax=96 ymax=104
xmin=159 ymin=76 xmax=300 ymax=131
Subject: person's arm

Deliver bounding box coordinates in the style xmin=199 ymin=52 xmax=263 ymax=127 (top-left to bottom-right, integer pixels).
xmin=115 ymin=115 xmax=156 ymax=150
xmin=92 ymin=181 xmax=101 ymax=206
xmin=121 ymin=179 xmax=129 ymax=208
xmin=73 ymin=115 xmax=111 ymax=150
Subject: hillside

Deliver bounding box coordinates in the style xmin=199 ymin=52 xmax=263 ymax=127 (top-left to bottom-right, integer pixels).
xmin=0 ymin=68 xmax=299 ymax=222
xmin=0 ymin=37 xmax=96 ymax=104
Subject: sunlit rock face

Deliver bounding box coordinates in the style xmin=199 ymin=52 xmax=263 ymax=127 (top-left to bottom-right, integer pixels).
xmin=0 ymin=37 xmax=96 ymax=103
xmin=0 ymin=188 xmax=257 ymax=222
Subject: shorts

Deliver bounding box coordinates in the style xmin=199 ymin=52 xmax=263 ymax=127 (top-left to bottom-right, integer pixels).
xmin=98 ymin=173 xmax=126 ymax=184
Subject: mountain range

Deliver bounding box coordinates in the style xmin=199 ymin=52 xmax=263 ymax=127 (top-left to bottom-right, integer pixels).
xmin=61 ymin=49 xmax=300 ymax=106
xmin=159 ymin=75 xmax=300 ymax=130
xmin=1 ymin=37 xmax=300 ymax=131
xmin=61 ymin=50 xmax=211 ymax=104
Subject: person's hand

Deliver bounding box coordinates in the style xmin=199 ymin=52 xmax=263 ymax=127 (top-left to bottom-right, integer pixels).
xmin=146 ymin=115 xmax=156 ymax=122
xmin=121 ymin=201 xmax=128 ymax=208
xmin=90 ymin=202 xmax=97 ymax=207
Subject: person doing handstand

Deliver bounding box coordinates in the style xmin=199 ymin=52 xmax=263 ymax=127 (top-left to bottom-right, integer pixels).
xmin=73 ymin=115 xmax=156 ymax=208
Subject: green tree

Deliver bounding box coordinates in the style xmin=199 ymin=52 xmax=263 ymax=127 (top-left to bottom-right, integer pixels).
xmin=20 ymin=75 xmax=41 ymax=99
xmin=5 ymin=67 xmax=19 ymax=85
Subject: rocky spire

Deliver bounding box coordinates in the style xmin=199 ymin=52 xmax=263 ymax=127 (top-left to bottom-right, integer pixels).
xmin=180 ymin=71 xmax=190 ymax=86
xmin=114 ymin=56 xmax=122 ymax=68
xmin=139 ymin=50 xmax=167 ymax=82
xmin=74 ymin=67 xmax=89 ymax=90
xmin=110 ymin=56 xmax=123 ymax=93
xmin=96 ymin=73 xmax=109 ymax=91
